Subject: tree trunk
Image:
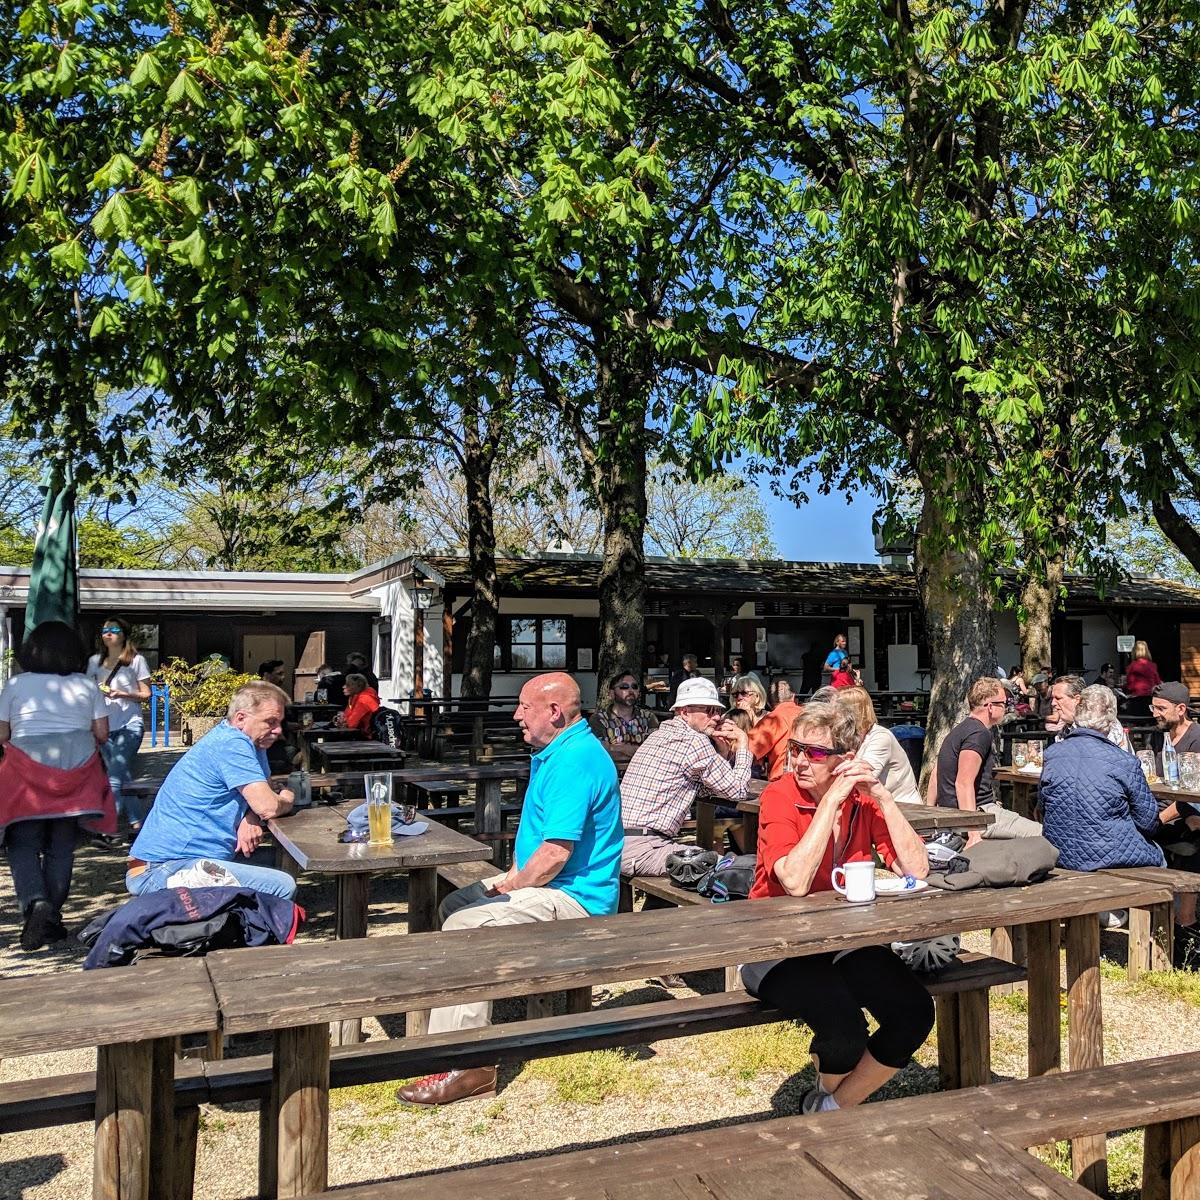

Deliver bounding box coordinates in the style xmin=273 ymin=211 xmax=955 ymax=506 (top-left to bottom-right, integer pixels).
xmin=594 ymin=336 xmax=650 ymax=688
xmin=1153 ymin=493 xmax=1200 ymax=575
xmin=459 ymin=437 xmax=500 ymax=700
xmin=914 ymin=474 xmax=996 ymax=789
xmin=1018 ymin=552 xmax=1063 ymax=680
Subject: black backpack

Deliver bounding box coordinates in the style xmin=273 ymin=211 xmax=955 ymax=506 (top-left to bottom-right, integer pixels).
xmin=371 ymin=706 xmax=404 ymax=747
xmin=696 ymin=853 xmax=757 ymax=902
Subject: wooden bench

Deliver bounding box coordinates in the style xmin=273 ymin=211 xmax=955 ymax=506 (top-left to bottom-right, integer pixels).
xmin=296 ymin=1047 xmax=1200 ymax=1200
xmin=1102 ymin=865 xmax=1200 ymax=979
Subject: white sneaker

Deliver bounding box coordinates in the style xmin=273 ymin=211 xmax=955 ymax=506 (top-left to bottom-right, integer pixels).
xmin=1099 ymin=909 xmax=1128 ymax=930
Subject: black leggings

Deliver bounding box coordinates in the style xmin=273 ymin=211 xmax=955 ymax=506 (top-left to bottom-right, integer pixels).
xmin=743 ymin=946 xmax=935 ymax=1076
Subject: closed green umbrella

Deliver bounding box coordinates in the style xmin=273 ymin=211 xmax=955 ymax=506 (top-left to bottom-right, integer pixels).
xmin=23 ymin=460 xmax=78 ymax=641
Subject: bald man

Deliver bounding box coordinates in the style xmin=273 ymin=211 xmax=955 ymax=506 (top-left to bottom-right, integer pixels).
xmin=396 ymin=672 xmax=622 ymax=1107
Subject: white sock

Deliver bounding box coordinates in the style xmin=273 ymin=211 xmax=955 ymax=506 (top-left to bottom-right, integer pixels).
xmin=817 ymin=1092 xmax=840 ymax=1113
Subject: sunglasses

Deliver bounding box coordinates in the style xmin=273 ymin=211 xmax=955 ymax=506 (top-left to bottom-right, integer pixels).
xmin=614 ymin=683 xmax=640 ymax=691
xmin=787 ymin=740 xmax=839 ymax=761
xmin=101 ymin=627 xmax=123 ymax=635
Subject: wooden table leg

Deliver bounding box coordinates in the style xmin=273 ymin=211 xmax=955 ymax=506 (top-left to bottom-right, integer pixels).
xmin=94 ymin=1038 xmax=154 ymax=1200
xmin=269 ymin=1023 xmax=329 ymax=1200
xmin=151 ymin=1037 xmax=198 ymax=1200
xmin=990 ymin=923 xmax=1028 ymax=994
xmin=1027 ymin=919 xmax=1062 ymax=1078
xmin=477 ymin=779 xmax=503 ymax=863
xmin=696 ymin=803 xmax=715 ymax=852
xmin=332 ymin=874 xmax=370 ymax=1047
xmin=406 ymin=867 xmax=438 ymax=1038
xmin=1142 ymin=1117 xmax=1200 ymax=1200
xmin=742 ymin=809 xmax=759 ymax=851
xmin=1129 ymin=902 xmax=1173 ymax=981
xmin=1065 ymin=914 xmax=1108 ymax=1195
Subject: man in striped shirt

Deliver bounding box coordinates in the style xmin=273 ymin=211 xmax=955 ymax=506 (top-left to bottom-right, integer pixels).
xmin=620 ymin=677 xmax=752 ymax=875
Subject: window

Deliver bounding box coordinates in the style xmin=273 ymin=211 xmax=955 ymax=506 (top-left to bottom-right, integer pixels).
xmin=497 ymin=617 xmax=568 ymax=671
xmin=376 ymin=618 xmax=392 ymax=679
xmin=131 ymin=624 xmax=160 ymax=670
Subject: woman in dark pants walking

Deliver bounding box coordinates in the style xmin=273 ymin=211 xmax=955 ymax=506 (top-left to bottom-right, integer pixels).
xmin=0 ymin=622 xmax=114 ymax=950
xmin=741 ymin=701 xmax=932 ymax=1114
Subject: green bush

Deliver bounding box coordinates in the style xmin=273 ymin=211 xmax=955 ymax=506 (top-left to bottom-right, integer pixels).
xmin=155 ymin=656 xmax=257 ymax=717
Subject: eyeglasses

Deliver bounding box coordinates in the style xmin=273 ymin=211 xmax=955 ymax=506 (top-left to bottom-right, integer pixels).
xmin=787 ymin=740 xmax=838 ymax=762
xmin=985 ymin=699 xmax=1007 ymax=709
xmin=614 ymin=683 xmax=640 ymax=691
xmin=682 ymin=705 xmax=723 ymax=716
xmin=733 ymin=690 xmax=753 ymax=698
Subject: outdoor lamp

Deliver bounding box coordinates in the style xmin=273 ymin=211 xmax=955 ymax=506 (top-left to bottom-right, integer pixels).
xmin=412 ymin=586 xmax=435 ymax=610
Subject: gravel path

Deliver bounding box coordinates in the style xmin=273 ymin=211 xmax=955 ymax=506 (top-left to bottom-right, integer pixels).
xmin=1 ymin=773 xmax=1197 ymax=1200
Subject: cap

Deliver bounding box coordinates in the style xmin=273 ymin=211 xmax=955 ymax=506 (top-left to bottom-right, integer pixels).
xmin=1153 ymin=682 xmax=1191 ymax=706
xmin=1030 ymin=672 xmax=1049 ymax=686
xmin=671 ymin=677 xmax=722 ymax=709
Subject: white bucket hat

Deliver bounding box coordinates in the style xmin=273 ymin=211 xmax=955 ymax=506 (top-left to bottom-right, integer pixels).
xmin=672 ymin=677 xmax=722 ymax=709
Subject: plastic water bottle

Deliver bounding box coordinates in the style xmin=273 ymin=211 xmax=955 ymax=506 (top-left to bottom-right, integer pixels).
xmin=1164 ymin=737 xmax=1180 ymax=787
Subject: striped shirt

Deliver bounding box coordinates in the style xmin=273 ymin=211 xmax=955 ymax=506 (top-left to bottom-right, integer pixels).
xmin=620 ymin=718 xmax=752 ymax=837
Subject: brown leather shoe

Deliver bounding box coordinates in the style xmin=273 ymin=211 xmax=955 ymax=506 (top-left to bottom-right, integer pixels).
xmin=395 ymin=1067 xmax=497 ymax=1106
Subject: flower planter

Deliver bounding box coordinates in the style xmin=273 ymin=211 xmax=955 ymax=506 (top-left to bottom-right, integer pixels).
xmin=181 ymin=715 xmax=223 ymax=746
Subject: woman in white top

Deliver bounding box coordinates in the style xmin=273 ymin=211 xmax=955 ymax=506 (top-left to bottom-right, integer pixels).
xmin=0 ymin=621 xmax=112 ymax=950
xmin=837 ymin=687 xmax=924 ymax=805
xmin=86 ymin=616 xmax=152 ymax=830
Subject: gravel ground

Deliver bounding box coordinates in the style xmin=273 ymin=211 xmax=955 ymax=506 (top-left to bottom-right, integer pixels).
xmin=2 ymin=771 xmax=1198 ymax=1199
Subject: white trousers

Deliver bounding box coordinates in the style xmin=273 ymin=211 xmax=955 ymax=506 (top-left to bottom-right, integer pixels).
xmin=427 ymin=879 xmax=589 ymax=1034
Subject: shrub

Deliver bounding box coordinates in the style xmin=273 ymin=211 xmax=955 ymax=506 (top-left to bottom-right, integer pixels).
xmin=155 ymin=656 xmax=257 ymax=717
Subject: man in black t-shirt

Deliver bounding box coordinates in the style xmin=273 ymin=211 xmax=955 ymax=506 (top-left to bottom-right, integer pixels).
xmin=1150 ymin=682 xmax=1200 ymax=775
xmin=930 ymin=676 xmax=1042 ymax=844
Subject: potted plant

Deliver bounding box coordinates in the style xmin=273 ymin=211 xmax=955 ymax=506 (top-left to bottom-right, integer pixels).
xmin=155 ymin=656 xmax=257 ymax=744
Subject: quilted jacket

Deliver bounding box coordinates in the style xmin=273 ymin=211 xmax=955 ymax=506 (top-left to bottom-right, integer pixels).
xmin=1039 ymin=727 xmax=1165 ymax=870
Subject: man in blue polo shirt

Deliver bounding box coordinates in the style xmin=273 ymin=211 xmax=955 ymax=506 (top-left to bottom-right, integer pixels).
xmin=126 ymin=681 xmax=297 ymax=899
xmin=397 ymin=671 xmax=622 ymax=1107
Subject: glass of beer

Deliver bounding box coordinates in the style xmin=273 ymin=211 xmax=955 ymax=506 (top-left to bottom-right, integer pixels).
xmin=365 ymin=772 xmax=394 ymax=846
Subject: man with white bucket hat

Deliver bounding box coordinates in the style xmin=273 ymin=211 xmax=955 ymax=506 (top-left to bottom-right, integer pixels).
xmin=619 ymin=676 xmax=751 ymax=875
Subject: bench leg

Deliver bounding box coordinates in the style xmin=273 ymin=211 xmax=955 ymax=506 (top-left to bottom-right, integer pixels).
xmin=724 ymin=965 xmax=744 ymax=992
xmin=1142 ymin=1117 xmax=1200 ymax=1200
xmin=94 ymin=1038 xmax=154 ymax=1200
xmin=955 ymin=988 xmax=990 ymax=1089
xmin=1027 ymin=919 xmax=1062 ymax=1078
xmin=267 ymin=1022 xmax=329 ymax=1200
xmin=565 ymin=987 xmax=592 ymax=1015
xmin=1065 ymin=914 xmax=1108 ymax=1196
xmin=203 ymin=1030 xmax=224 ymax=1062
xmin=618 ymin=878 xmax=634 ymax=913
xmin=934 ymin=994 xmax=961 ymax=1091
xmin=990 ymin=924 xmax=1028 ymax=994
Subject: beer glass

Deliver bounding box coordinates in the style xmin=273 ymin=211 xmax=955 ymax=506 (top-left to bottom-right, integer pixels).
xmin=365 ymin=772 xmax=394 ymax=846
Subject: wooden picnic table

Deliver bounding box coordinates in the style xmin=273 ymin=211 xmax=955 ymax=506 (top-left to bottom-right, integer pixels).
xmin=267 ymin=802 xmax=492 ymax=1044
xmin=297 ymin=723 xmax=364 ymax=769
xmin=0 ymin=958 xmax=219 ymax=1200
xmin=696 ymin=787 xmax=995 ymax=853
xmin=205 ymin=868 xmax=1168 ymax=1197
xmin=995 ymin=765 xmax=1200 ymax=820
xmin=314 ymin=739 xmax=409 ymax=772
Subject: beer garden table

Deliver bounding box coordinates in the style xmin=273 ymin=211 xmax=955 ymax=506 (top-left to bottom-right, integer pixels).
xmin=995 ymin=765 xmax=1200 ymax=820
xmin=267 ymin=801 xmax=493 ymax=1044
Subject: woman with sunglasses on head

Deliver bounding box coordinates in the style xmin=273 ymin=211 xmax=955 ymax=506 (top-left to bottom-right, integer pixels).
xmin=86 ymin=617 xmax=152 ymax=832
xmin=739 ymin=702 xmax=931 ymax=1116
xmin=588 ymin=670 xmax=659 ymax=766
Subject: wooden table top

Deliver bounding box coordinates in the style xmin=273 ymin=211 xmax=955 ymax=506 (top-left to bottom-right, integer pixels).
xmin=316 ymin=741 xmax=409 ymax=763
xmin=0 ymin=958 xmax=218 ymax=1059
xmin=206 ymin=869 xmax=1167 ymax=1033
xmin=268 ymin=803 xmax=494 ymax=874
xmin=729 ymin=795 xmax=994 ymax=833
xmin=299 ymin=726 xmax=364 ymax=742
xmin=995 ymin=766 xmax=1200 ymax=804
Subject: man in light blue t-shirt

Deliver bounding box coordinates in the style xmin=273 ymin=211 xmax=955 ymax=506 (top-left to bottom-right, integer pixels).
xmin=397 ymin=672 xmax=621 ymax=1108
xmin=126 ymin=682 xmax=297 ymax=899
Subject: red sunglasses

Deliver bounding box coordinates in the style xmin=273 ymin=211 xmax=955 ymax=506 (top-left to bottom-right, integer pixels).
xmin=787 ymin=740 xmax=838 ymax=762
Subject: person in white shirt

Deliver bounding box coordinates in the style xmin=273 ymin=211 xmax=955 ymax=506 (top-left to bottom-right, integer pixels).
xmin=86 ymin=616 xmax=152 ymax=830
xmin=0 ymin=621 xmax=112 ymax=950
xmin=837 ymin=687 xmax=924 ymax=805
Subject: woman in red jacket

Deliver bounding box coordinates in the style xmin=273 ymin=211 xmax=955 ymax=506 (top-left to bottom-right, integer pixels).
xmin=740 ymin=701 xmax=931 ymax=1116
xmin=336 ymin=673 xmax=381 ymax=734
xmin=1123 ymin=641 xmax=1161 ymax=717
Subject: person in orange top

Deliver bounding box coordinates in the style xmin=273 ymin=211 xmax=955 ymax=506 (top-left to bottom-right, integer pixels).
xmin=740 ymin=702 xmax=930 ymax=1117
xmin=747 ymin=690 xmax=806 ymax=781
xmin=336 ymin=673 xmax=381 ymax=734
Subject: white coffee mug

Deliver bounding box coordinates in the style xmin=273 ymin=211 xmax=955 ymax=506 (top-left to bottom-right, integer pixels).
xmin=831 ymin=861 xmax=876 ymax=904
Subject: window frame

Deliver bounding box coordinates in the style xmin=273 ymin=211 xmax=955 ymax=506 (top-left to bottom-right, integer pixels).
xmin=496 ymin=615 xmax=571 ymax=672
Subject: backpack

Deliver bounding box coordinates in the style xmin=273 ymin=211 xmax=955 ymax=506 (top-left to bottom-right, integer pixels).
xmin=696 ymin=853 xmax=757 ymax=902
xmin=371 ymin=706 xmax=404 ymax=747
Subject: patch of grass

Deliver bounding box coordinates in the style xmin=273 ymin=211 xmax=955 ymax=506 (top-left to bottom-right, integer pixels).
xmin=482 ymin=1099 xmax=507 ymax=1120
xmin=706 ymin=1021 xmax=811 ymax=1081
xmin=1128 ymin=968 xmax=1200 ymax=1006
xmin=992 ymin=989 xmax=1029 ymax=1016
xmin=334 ymin=1079 xmax=440 ymax=1119
xmin=523 ymin=1049 xmax=656 ymax=1105
xmin=346 ymin=1120 xmax=395 ymax=1144
xmin=1033 ymin=1131 xmax=1143 ymax=1200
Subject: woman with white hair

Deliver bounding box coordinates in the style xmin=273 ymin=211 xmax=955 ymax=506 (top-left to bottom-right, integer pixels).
xmin=1039 ymin=685 xmax=1166 ymax=873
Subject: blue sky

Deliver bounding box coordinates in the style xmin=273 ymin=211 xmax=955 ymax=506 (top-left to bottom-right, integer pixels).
xmin=761 ymin=484 xmax=879 ymax=562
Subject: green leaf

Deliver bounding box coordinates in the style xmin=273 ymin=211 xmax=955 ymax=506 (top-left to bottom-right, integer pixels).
xmin=49 ymin=239 xmax=88 ymax=276
xmin=167 ymin=227 xmax=209 ymax=268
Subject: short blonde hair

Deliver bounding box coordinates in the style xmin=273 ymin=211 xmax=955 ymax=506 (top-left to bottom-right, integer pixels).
xmin=730 ymin=674 xmax=767 ymax=712
xmin=835 ymin=687 xmax=877 ymax=741
xmin=967 ymin=676 xmax=1005 ymax=710
xmin=791 ymin=701 xmax=858 ymax=754
xmin=227 ymin=680 xmax=289 ymax=720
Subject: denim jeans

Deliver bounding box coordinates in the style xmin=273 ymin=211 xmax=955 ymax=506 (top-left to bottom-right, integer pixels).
xmin=126 ymin=855 xmax=297 ymax=900
xmin=101 ymin=720 xmax=145 ymax=824
xmin=7 ymin=818 xmax=77 ymax=913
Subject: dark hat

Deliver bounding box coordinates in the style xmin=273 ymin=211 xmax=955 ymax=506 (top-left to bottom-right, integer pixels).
xmin=1153 ymin=682 xmax=1191 ymax=706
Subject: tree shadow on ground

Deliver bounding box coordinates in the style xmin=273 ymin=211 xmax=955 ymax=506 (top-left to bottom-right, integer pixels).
xmin=1 ymin=1152 xmax=68 ymax=1196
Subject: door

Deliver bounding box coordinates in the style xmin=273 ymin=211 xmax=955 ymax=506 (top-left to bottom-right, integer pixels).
xmin=242 ymin=634 xmax=297 ymax=694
